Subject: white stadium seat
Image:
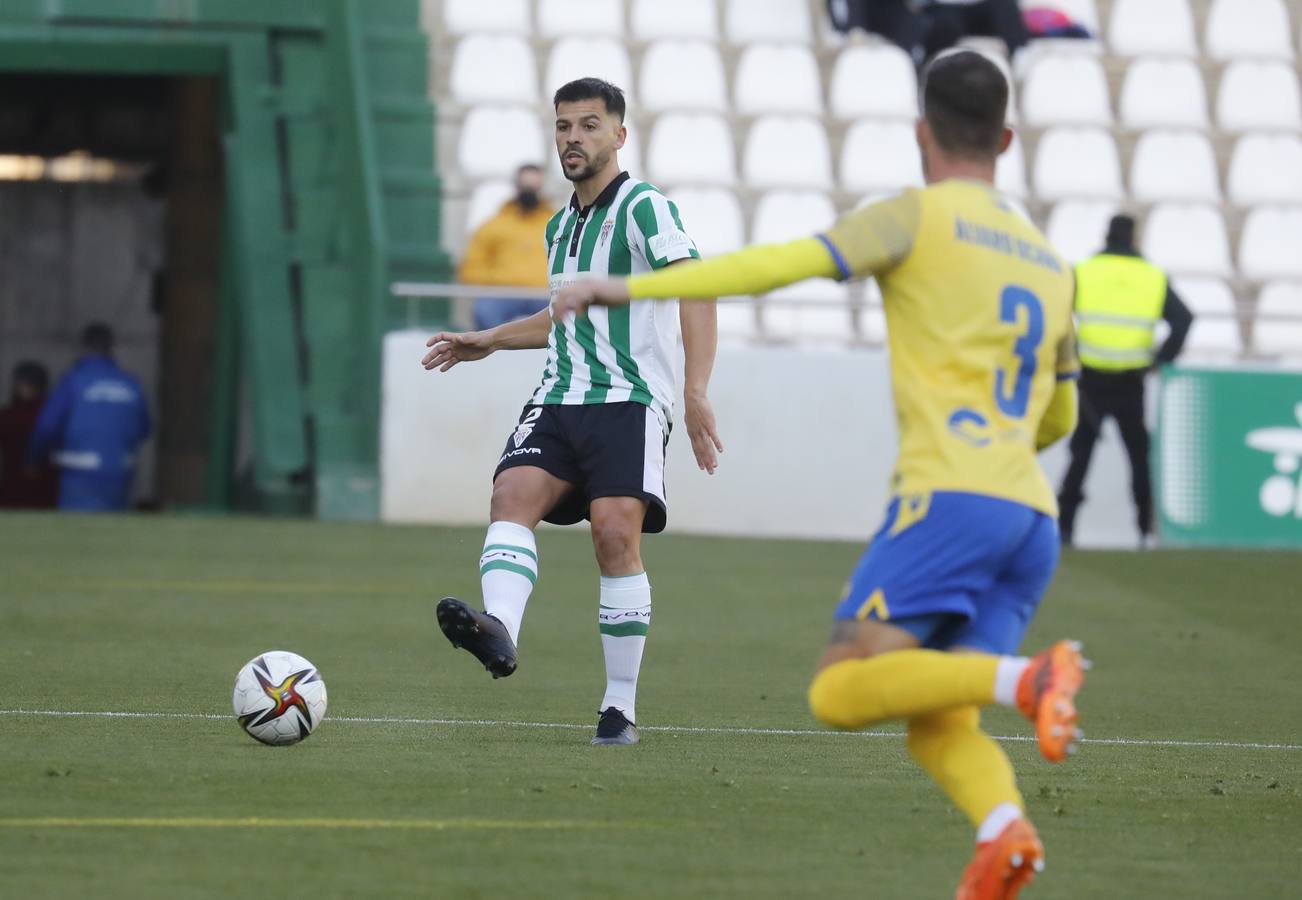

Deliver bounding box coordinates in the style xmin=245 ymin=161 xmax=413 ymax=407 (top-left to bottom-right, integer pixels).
xmin=734 ymin=44 xmax=823 ymax=115
xmin=1119 ymin=58 xmax=1209 ymax=130
xmin=1239 ymin=207 xmax=1302 ymax=280
xmin=536 ymin=0 xmax=622 ymax=38
xmin=1109 ymin=0 xmax=1198 ymax=56
xmin=639 ymin=41 xmax=728 ymax=112
xmin=1254 ymin=281 xmax=1302 ymax=357
xmin=751 ymin=191 xmax=851 ymax=341
xmin=664 ymin=187 xmax=744 ymax=257
xmin=743 ymin=116 xmax=834 ymax=190
xmin=449 ymin=36 xmax=537 ymax=106
xmin=1021 ymin=55 xmax=1111 ymax=127
xmin=1167 ymin=278 xmax=1243 ymax=358
xmin=1227 ymin=134 xmax=1302 ymax=206
xmin=464 ymin=180 xmax=515 ymax=236
xmin=1045 ymin=200 xmax=1117 ymax=262
xmin=840 ymin=120 xmax=923 ymax=193
xmin=545 ymin=38 xmax=633 ymax=101
xmin=443 ymin=0 xmax=528 ymax=33
xmin=457 ymin=106 xmax=545 ymax=180
xmin=1217 ymin=62 xmax=1302 ymax=132
xmin=1033 ymin=127 xmax=1124 ymax=201
xmin=725 ymin=0 xmax=812 ymax=45
xmin=996 ymin=133 xmax=1027 ymax=198
xmin=646 ymin=113 xmax=736 ymax=186
xmin=619 ymin=120 xmax=643 ymax=180
xmin=828 ymin=44 xmax=917 ymax=120
xmin=1205 ymin=0 xmax=1294 ymax=62
xmin=630 ymin=0 xmax=718 ymax=42
xmin=1143 ymin=203 xmax=1233 ymax=278
xmin=1130 ymin=131 xmax=1220 ymax=204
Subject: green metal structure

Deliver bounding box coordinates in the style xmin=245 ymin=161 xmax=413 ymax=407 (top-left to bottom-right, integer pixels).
xmin=0 ymin=0 xmax=450 ymax=518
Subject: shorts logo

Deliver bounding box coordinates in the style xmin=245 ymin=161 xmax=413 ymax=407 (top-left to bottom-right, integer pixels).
xmin=513 ymin=407 xmax=543 ymax=449
xmin=501 ymin=447 xmax=542 ymax=462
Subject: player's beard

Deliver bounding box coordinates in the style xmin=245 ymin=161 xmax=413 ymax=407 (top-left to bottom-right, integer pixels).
xmin=562 ymin=147 xmax=609 ymax=184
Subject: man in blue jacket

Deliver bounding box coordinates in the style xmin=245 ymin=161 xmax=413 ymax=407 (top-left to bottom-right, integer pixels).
xmin=28 ymin=323 xmax=152 ymax=511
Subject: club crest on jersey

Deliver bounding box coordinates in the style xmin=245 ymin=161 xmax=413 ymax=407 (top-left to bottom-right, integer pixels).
xmin=598 ymin=219 xmax=615 ymax=246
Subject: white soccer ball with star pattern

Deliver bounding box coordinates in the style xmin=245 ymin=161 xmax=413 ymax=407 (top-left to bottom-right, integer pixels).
xmin=232 ymin=650 xmax=327 ymax=746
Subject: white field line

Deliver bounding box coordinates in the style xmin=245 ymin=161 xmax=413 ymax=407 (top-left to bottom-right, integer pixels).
xmin=2 ymin=708 xmax=1299 ymax=751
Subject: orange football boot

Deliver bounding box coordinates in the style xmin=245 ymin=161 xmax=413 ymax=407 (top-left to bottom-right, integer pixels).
xmin=1016 ymin=639 xmax=1088 ymax=763
xmin=956 ymin=817 xmax=1045 ymax=900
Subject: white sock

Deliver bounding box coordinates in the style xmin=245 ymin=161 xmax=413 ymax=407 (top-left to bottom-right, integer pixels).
xmin=977 ymin=802 xmax=1024 ymax=844
xmin=993 ymin=656 xmax=1031 ymax=708
xmin=598 ymin=572 xmax=651 ymax=723
xmin=479 ymin=521 xmax=537 ymax=646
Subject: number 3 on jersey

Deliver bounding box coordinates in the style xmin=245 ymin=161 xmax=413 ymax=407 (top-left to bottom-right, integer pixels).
xmin=995 ymin=286 xmax=1044 ymax=419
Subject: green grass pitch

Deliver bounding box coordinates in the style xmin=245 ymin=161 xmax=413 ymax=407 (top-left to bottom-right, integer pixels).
xmin=1 ymin=513 xmax=1299 ymax=898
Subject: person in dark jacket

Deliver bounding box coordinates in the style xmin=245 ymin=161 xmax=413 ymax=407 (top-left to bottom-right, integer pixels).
xmin=0 ymin=361 xmax=58 ymax=508
xmin=1058 ymin=215 xmax=1194 ymax=546
xmin=28 ymin=324 xmax=152 ymax=512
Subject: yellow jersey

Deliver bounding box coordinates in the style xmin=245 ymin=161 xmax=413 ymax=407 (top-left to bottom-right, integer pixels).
xmin=820 ymin=179 xmax=1078 ymax=516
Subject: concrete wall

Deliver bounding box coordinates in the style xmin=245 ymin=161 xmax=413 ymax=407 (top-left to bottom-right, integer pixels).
xmin=381 ymin=330 xmax=1146 ymax=548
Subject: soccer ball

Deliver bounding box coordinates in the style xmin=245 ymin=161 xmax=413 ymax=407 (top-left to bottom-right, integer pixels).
xmin=232 ymin=650 xmax=328 ymax=746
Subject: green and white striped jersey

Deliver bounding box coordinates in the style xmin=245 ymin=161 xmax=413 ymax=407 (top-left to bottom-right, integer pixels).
xmin=531 ymin=173 xmax=700 ymax=424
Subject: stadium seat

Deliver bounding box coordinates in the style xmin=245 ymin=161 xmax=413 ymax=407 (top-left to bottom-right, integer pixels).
xmin=743 ymin=116 xmax=834 ymax=190
xmin=630 ymin=0 xmax=718 ymax=41
xmin=828 ymin=44 xmax=917 ymax=120
xmin=1130 ymin=131 xmax=1221 ymax=204
xmin=1118 ymin=58 xmax=1209 ymax=129
xmin=1032 ymin=127 xmax=1124 ymax=201
xmin=545 ymin=38 xmax=633 ymax=101
xmin=1142 ymin=203 xmax=1233 ymax=278
xmin=646 ymin=113 xmax=736 ymax=185
xmin=1216 ymin=62 xmax=1302 ymax=132
xmin=1021 ymin=54 xmax=1112 ymax=127
xmin=752 ymin=191 xmax=851 ymax=341
xmin=1227 ymin=134 xmax=1302 ymax=207
xmin=1045 ymin=200 xmax=1117 ymax=262
xmin=1171 ymin=277 xmax=1236 ymax=317
xmin=619 ymin=120 xmax=643 ymax=179
xmin=1166 ymin=278 xmax=1243 ymax=357
xmin=664 ymin=186 xmax=744 ymax=257
xmin=1205 ymin=0 xmax=1294 ymax=61
xmin=996 ymin=133 xmax=1027 ymax=198
xmin=465 ymin=180 xmax=515 ymax=234
xmin=734 ymin=44 xmax=823 ymax=116
xmin=1108 ymin=0 xmax=1198 ymax=56
xmin=1239 ymin=207 xmax=1302 ymax=280
xmin=536 ymin=0 xmax=622 ymax=38
xmin=840 ymin=120 xmax=923 ymax=193
xmin=724 ymin=0 xmax=812 ymax=45
xmin=443 ymin=0 xmax=528 ymax=33
xmin=1254 ymin=281 xmax=1302 ymax=357
xmin=639 ymin=40 xmax=728 ymax=112
xmin=457 ymin=106 xmax=545 ymax=180
xmin=449 ymin=36 xmax=537 ymax=106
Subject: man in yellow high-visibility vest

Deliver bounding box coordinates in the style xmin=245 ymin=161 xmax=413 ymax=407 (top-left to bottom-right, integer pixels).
xmin=1058 ymin=215 xmax=1194 ymax=546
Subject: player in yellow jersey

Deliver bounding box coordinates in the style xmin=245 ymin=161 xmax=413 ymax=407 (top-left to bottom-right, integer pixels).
xmin=553 ymin=51 xmax=1090 ymax=900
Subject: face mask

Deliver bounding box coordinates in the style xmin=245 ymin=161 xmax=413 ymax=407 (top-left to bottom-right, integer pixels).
xmin=517 ymin=189 xmax=540 ymax=212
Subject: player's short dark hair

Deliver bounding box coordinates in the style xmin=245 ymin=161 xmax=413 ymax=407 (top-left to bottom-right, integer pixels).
xmin=13 ymin=360 xmax=48 ymax=393
xmin=81 ymin=322 xmax=114 ymax=354
xmin=553 ymin=77 xmax=626 ymax=122
xmin=920 ymin=51 xmax=1009 ymax=160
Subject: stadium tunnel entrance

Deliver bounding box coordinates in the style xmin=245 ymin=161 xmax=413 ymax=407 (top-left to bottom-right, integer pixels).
xmin=0 ymin=72 xmax=227 ymax=510
xmin=0 ymin=3 xmax=446 ymax=518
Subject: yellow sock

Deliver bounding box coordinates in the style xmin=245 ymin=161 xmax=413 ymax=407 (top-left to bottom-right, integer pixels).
xmin=808 ymin=650 xmax=998 ymax=729
xmin=906 ymin=705 xmax=1024 ymax=828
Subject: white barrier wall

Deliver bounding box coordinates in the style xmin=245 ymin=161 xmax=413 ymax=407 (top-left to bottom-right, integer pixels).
xmin=382 ymin=330 xmax=1144 ymax=548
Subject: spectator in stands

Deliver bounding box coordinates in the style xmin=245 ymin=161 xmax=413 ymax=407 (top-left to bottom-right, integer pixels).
xmin=918 ymin=0 xmax=1031 ymax=63
xmin=0 ymin=361 xmax=57 ymax=509
xmin=28 ymin=323 xmax=152 ymax=512
xmin=1058 ymin=215 xmax=1194 ymax=548
xmin=1023 ymin=5 xmax=1092 ymax=39
xmin=460 ymin=164 xmax=554 ymax=330
xmin=826 ymin=1 xmax=925 ymax=64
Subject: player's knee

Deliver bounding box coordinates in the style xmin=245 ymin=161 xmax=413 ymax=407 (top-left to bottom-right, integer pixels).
xmin=591 ymin=518 xmax=640 ymax=572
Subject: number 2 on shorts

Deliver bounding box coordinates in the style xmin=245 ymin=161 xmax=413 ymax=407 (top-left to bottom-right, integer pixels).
xmin=995 ymin=285 xmax=1044 ymax=420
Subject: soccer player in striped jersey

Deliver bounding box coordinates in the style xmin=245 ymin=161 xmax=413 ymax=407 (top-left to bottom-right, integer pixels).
xmin=421 ymin=78 xmax=722 ymax=745
xmin=554 ymin=53 xmax=1090 ymax=898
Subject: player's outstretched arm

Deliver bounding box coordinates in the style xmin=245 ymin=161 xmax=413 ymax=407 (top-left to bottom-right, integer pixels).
xmin=421 ymin=308 xmax=552 ymax=372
